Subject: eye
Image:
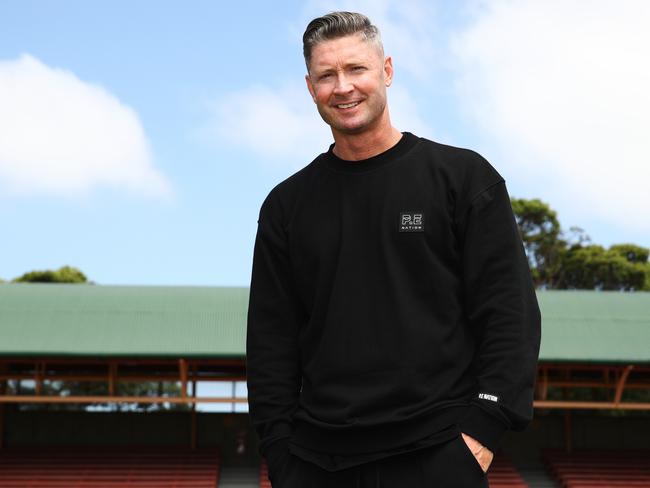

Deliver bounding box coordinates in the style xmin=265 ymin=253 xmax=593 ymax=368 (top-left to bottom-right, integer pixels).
xmin=352 ymin=66 xmax=366 ymax=72
xmin=318 ymin=73 xmax=332 ymax=80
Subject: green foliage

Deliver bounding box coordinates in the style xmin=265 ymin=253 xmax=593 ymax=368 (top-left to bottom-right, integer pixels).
xmin=510 ymin=198 xmax=563 ymax=287
xmin=13 ymin=265 xmax=88 ymax=284
xmin=641 ymin=264 xmax=650 ymax=291
xmin=556 ymin=245 xmax=646 ymax=291
xmin=609 ymin=243 xmax=649 ymax=264
xmin=511 ymin=198 xmax=650 ymax=290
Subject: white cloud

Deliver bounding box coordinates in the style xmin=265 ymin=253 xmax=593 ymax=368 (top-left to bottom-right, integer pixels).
xmin=205 ymin=82 xmax=332 ymax=171
xmin=451 ymin=0 xmax=650 ymax=233
xmin=387 ymin=84 xmax=435 ymax=138
xmin=0 ymin=54 xmax=170 ymax=197
xmin=204 ymin=80 xmax=432 ymax=169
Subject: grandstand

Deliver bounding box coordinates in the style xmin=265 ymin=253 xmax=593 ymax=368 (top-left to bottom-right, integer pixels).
xmin=0 ymin=284 xmax=648 ymax=487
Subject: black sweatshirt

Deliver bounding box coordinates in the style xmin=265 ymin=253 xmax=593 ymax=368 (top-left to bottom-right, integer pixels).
xmin=246 ymin=132 xmax=541 ymax=475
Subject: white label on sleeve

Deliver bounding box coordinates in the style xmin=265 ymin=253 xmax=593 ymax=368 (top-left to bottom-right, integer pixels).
xmin=478 ymin=393 xmax=499 ymax=402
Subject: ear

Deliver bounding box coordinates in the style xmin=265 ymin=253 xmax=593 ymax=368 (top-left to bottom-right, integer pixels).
xmin=305 ymin=74 xmax=317 ymax=102
xmin=383 ymin=56 xmax=394 ymax=87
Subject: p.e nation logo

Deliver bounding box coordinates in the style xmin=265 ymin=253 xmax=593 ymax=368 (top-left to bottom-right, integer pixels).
xmin=399 ymin=211 xmax=424 ymax=232
xmin=478 ymin=393 xmax=499 ymax=403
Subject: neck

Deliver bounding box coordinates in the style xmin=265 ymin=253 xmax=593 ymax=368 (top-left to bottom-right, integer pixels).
xmin=331 ymin=122 xmax=402 ymax=161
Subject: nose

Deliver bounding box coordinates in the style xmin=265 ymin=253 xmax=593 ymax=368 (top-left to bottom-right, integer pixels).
xmin=333 ymin=72 xmax=353 ymax=95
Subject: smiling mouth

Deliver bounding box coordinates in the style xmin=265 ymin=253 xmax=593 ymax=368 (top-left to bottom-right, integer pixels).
xmin=335 ymin=101 xmax=360 ymax=109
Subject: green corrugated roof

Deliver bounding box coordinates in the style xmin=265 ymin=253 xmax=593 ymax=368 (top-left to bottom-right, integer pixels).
xmin=0 ymin=284 xmax=648 ymax=363
xmin=0 ymin=284 xmax=248 ymax=358
xmin=536 ymin=290 xmax=650 ymax=364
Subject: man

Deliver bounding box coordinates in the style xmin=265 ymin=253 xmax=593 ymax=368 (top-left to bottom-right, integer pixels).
xmin=246 ymin=11 xmax=541 ymax=488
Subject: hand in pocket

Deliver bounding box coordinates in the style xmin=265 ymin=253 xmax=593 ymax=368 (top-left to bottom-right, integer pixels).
xmin=461 ymin=432 xmax=493 ymax=473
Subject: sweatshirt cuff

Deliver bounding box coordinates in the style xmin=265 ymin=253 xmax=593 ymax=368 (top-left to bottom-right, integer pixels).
xmin=458 ymin=404 xmax=507 ymax=452
xmin=262 ymin=437 xmax=291 ymax=479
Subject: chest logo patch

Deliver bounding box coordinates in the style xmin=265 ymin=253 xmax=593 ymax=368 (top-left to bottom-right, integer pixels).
xmin=399 ymin=211 xmax=424 ymax=232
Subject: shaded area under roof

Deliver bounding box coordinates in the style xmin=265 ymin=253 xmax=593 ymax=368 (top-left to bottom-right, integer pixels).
xmin=0 ymin=284 xmax=648 ymax=363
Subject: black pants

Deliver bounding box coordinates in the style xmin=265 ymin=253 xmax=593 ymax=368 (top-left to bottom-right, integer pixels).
xmin=273 ymin=433 xmax=489 ymax=487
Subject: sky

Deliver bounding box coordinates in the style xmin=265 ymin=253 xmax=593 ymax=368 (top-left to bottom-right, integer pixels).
xmin=2 ymin=0 xmax=649 ymax=286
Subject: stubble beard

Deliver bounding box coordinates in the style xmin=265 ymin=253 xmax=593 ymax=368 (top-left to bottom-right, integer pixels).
xmin=318 ymin=95 xmax=387 ymax=136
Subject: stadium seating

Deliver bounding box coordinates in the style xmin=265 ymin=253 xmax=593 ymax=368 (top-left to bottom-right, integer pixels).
xmin=259 ymin=457 xmax=271 ymax=488
xmin=0 ymin=447 xmax=220 ymax=487
xmin=544 ymin=449 xmax=650 ymax=488
xmin=487 ymin=454 xmax=529 ymax=487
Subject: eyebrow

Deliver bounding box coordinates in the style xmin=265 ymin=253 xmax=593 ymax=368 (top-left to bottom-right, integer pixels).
xmin=312 ymin=60 xmax=369 ymax=73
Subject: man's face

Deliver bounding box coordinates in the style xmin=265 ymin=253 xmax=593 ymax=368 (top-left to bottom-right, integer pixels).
xmin=305 ymin=34 xmax=393 ymax=136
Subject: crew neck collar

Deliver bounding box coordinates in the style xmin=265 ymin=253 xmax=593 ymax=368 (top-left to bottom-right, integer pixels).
xmin=321 ymin=132 xmax=419 ymax=173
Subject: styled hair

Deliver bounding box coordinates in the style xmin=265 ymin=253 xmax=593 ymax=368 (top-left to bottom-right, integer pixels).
xmin=303 ymin=11 xmax=383 ymax=71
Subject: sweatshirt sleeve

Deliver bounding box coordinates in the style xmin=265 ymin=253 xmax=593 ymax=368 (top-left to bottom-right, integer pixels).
xmin=455 ymin=178 xmax=542 ymax=452
xmin=246 ymin=188 xmax=303 ymax=474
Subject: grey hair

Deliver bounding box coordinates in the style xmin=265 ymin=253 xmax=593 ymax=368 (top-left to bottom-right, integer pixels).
xmin=303 ymin=11 xmax=383 ymax=71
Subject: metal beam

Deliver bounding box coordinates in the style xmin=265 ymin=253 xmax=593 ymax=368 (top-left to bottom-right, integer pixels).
xmin=0 ymin=373 xmax=247 ymax=382
xmin=534 ymin=400 xmax=650 ymax=410
xmin=0 ymin=395 xmax=248 ymax=404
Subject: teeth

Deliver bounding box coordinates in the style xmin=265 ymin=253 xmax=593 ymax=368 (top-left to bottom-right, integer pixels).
xmin=337 ymin=102 xmax=359 ymax=109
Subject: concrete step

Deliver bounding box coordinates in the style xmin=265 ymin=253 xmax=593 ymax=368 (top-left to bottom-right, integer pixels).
xmin=218 ymin=465 xmax=261 ymax=488
xmin=518 ymin=465 xmax=560 ymax=488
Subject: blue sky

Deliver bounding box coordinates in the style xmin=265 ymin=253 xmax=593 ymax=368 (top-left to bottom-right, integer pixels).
xmin=2 ymin=0 xmax=649 ymax=286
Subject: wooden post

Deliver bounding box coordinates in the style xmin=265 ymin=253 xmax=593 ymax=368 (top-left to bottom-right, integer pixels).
xmin=179 ymin=359 xmax=188 ymax=399
xmin=538 ymin=366 xmax=548 ymax=401
xmin=108 ymin=361 xmax=118 ymax=396
xmin=190 ymin=363 xmax=197 ymax=450
xmin=0 ymin=402 xmax=4 ymax=449
xmin=35 ymin=361 xmax=44 ymax=395
xmin=0 ymin=361 xmax=6 ymax=449
xmin=614 ymin=365 xmax=634 ymax=405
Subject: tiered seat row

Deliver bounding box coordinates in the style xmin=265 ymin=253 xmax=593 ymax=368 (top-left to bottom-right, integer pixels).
xmin=0 ymin=447 xmax=220 ymax=488
xmin=544 ymin=449 xmax=650 ymax=488
xmin=487 ymin=454 xmax=529 ymax=487
xmin=259 ymin=457 xmax=271 ymax=488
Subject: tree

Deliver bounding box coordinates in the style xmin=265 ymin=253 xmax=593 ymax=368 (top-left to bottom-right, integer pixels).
xmin=609 ymin=243 xmax=649 ymax=264
xmin=608 ymin=243 xmax=650 ymax=291
xmin=13 ymin=266 xmax=88 ymax=284
xmin=556 ymin=245 xmax=646 ymax=291
xmin=510 ymin=198 xmax=563 ymax=287
xmin=511 ymin=199 xmax=650 ymax=291
xmin=644 ymin=267 xmax=650 ymax=292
